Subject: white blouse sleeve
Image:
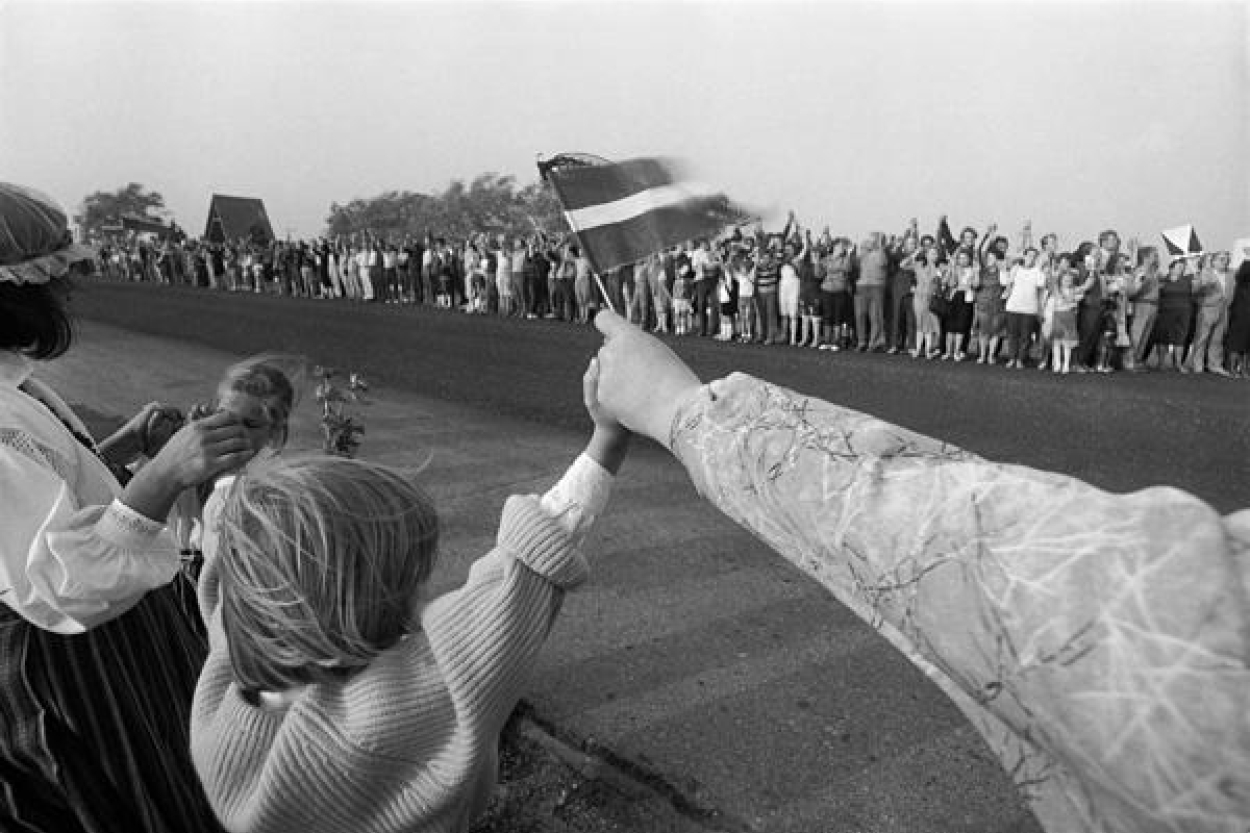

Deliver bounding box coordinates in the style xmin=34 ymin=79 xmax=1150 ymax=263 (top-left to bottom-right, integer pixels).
xmin=538 ymin=453 xmax=614 ymax=548
xmin=1 ymin=442 xmax=181 ymax=634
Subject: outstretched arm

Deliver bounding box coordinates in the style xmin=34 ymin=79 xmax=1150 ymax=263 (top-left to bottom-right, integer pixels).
xmin=590 ymin=310 xmax=1249 ymax=833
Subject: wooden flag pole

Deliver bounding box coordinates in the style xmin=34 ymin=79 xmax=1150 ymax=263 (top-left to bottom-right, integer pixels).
xmin=593 ymin=271 xmax=616 ymax=314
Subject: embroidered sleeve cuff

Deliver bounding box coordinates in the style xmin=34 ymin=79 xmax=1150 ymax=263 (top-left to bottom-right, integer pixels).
xmin=539 ymin=453 xmax=613 ymax=542
xmin=100 ymin=498 xmax=172 ymax=554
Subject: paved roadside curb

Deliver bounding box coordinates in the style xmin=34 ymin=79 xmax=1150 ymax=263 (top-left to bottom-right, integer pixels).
xmin=512 ymin=704 xmax=751 ymax=833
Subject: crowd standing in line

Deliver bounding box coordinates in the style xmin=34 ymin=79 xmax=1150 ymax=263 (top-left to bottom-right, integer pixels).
xmin=96 ymin=215 xmax=1250 ymax=379
xmin=8 ymin=179 xmax=1246 ymax=833
xmin=96 ymin=217 xmax=1250 ymax=381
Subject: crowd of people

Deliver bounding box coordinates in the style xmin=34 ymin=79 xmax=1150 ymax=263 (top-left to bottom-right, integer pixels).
xmin=5 ymin=180 xmax=1247 ymax=833
xmin=96 ymin=214 xmax=1250 ymax=378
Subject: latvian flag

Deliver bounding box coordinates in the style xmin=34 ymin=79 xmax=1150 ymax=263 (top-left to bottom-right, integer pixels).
xmin=539 ymin=154 xmax=749 ymax=274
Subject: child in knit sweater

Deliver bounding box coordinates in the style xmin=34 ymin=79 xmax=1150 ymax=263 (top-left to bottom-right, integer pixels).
xmin=189 ymin=359 xmax=629 ymax=833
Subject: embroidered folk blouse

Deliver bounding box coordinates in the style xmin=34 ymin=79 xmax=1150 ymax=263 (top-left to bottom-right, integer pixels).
xmin=0 ymin=351 xmax=180 ymax=633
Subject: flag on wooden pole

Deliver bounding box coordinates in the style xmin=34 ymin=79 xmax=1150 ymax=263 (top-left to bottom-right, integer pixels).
xmin=538 ymin=153 xmax=751 ymax=276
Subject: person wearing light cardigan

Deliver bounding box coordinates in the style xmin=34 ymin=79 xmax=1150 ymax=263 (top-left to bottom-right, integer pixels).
xmin=190 ymin=364 xmax=629 ymax=833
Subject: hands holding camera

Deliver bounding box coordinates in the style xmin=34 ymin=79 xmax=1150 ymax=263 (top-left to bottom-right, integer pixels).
xmin=118 ymin=402 xmax=258 ymax=523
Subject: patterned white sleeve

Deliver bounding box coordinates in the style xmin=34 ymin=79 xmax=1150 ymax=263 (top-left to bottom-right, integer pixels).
xmin=669 ymin=372 xmax=1250 ymax=833
xmin=538 ymin=453 xmax=613 ymax=547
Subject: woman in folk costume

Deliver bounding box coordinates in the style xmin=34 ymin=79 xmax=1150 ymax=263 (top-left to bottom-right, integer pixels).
xmin=591 ymin=308 xmax=1248 ymax=833
xmin=0 ymin=182 xmax=256 ymax=833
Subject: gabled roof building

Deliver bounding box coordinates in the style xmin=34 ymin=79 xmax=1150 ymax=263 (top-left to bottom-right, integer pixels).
xmin=204 ymin=194 xmax=275 ymax=244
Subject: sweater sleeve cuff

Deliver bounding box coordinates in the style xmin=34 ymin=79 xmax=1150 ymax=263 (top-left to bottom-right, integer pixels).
xmin=499 ymin=495 xmax=588 ymax=589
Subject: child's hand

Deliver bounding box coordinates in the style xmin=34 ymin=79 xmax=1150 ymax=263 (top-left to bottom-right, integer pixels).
xmin=583 ymin=356 xmax=630 ymax=475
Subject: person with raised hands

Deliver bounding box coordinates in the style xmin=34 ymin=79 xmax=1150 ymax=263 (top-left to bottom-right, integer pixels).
xmin=589 ymin=308 xmax=1248 ymax=833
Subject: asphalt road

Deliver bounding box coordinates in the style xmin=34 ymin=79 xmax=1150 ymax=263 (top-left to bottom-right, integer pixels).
xmin=66 ymin=281 xmax=1249 ymax=833
xmin=74 ymin=281 xmax=1248 ymax=511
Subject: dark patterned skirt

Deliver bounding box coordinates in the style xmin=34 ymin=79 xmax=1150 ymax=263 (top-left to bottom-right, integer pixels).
xmin=0 ymin=575 xmax=223 ymax=833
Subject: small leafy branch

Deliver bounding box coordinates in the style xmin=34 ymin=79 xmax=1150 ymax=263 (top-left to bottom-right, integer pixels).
xmin=314 ymin=366 xmax=369 ymax=458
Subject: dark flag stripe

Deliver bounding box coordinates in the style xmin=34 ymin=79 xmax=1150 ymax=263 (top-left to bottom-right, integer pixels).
xmin=573 ymin=195 xmax=734 ymax=273
xmin=550 ymin=158 xmax=676 ymax=210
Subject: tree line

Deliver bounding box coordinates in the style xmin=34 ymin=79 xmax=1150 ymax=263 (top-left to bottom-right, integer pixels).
xmin=76 ymin=174 xmax=565 ymax=242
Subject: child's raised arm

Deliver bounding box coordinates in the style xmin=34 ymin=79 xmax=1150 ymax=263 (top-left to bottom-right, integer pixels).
xmin=582 ymin=357 xmax=630 ymax=475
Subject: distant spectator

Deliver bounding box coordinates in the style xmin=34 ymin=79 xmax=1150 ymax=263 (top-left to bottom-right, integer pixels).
xmin=796 ymin=233 xmax=823 ymax=348
xmin=730 ymin=244 xmax=755 ymax=343
xmin=973 ymin=250 xmax=1007 ymax=365
xmin=941 ymin=249 xmax=976 ymax=360
xmin=886 ymin=234 xmax=917 ymax=354
xmin=1002 ymin=247 xmax=1047 ymax=369
xmin=573 ymin=246 xmax=594 ymax=323
xmin=1127 ymin=246 xmax=1161 ymax=370
xmin=854 ymin=234 xmax=889 ymax=351
xmin=907 ymin=241 xmax=943 ymax=359
xmin=1187 ymin=251 xmax=1233 ymax=375
xmin=818 ymin=238 xmax=853 ymax=351
xmin=1225 ymin=259 xmax=1250 ymax=377
xmin=1152 ymin=257 xmax=1194 ymax=371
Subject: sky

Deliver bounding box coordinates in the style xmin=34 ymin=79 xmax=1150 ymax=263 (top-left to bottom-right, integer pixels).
xmin=2 ymin=0 xmax=1247 ymax=250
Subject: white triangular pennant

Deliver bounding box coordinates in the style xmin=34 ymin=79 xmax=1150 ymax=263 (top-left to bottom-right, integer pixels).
xmin=1161 ymin=224 xmax=1203 ymax=258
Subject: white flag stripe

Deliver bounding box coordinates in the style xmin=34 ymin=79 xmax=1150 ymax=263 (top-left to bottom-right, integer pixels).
xmin=564 ymin=182 xmax=717 ymax=232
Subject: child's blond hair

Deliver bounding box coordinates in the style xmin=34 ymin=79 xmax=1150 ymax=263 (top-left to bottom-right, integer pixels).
xmin=216 ymin=353 xmax=302 ymax=450
xmin=216 ymin=454 xmax=439 ymax=694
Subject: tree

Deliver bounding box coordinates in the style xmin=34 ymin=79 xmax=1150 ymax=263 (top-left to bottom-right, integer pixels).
xmin=76 ymin=183 xmax=167 ymax=238
xmin=323 ymin=173 xmax=566 ymax=241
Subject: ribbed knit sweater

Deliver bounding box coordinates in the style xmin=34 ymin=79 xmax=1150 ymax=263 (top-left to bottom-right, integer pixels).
xmin=190 ymin=494 xmax=589 ymax=833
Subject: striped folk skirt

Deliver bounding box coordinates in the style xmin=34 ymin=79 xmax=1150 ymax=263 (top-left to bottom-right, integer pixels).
xmin=0 ymin=576 xmax=223 ymax=833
